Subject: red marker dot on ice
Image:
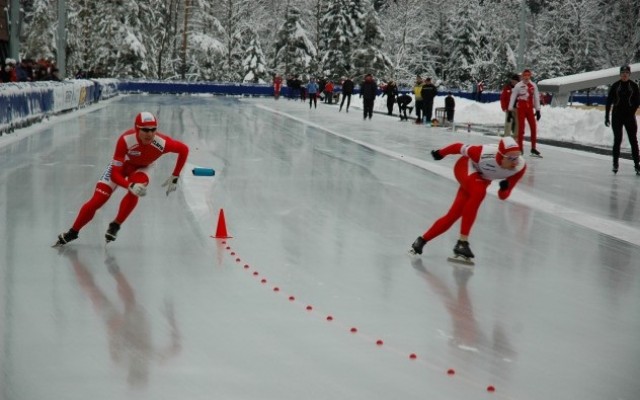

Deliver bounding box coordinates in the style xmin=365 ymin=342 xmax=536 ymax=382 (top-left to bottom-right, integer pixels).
xmin=306 ymin=305 xmax=313 ymax=311
xmin=376 ymin=340 xmax=384 ymax=346
xmin=289 ymin=296 xmax=295 ymax=301
xmin=273 ymin=287 xmax=280 ymax=292
xmin=326 ymin=316 xmax=333 ymax=321
xmin=447 ymin=369 xmax=455 ymax=375
xmin=350 ymin=327 xmax=358 ymax=333
xmin=409 ymin=353 xmax=417 ymax=360
xmin=487 ymin=386 xmax=495 ymax=392
xmin=260 ymin=279 xmax=267 ymax=284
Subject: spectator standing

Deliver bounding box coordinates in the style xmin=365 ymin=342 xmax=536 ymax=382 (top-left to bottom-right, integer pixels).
xmin=53 ymin=112 xmax=189 ymax=247
xmin=324 ymin=80 xmax=334 ymax=104
xmin=360 ymin=74 xmax=377 ymax=120
xmin=381 ymin=80 xmax=398 ymax=115
xmin=273 ymin=74 xmax=283 ymax=100
xmin=2 ymin=58 xmax=17 ymax=82
xmin=500 ymin=74 xmax=520 ymax=138
xmin=306 ymin=77 xmax=319 ymax=109
xmin=476 ymin=80 xmax=485 ymax=102
xmin=413 ymin=78 xmax=424 ymax=124
xmin=421 ymin=78 xmax=438 ymax=124
xmin=444 ymin=92 xmax=455 ymax=125
xmin=409 ymin=137 xmax=526 ymax=263
xmin=339 ymin=77 xmax=354 ymax=112
xmin=605 ymin=65 xmax=640 ymax=174
xmin=508 ymin=69 xmax=542 ymax=157
xmin=396 ymin=93 xmax=413 ymax=121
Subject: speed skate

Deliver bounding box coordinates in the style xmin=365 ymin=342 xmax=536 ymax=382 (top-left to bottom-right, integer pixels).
xmin=447 ymin=255 xmax=475 ymax=266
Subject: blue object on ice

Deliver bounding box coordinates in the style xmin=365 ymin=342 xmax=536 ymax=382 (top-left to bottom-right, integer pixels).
xmin=192 ymin=167 xmax=215 ymax=176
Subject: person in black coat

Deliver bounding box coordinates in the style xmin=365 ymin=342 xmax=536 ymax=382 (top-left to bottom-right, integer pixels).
xmin=444 ymin=92 xmax=455 ymax=124
xmin=381 ymin=80 xmax=398 ymax=115
xmin=339 ymin=77 xmax=355 ymax=112
xmin=605 ymin=65 xmax=640 ymax=174
xmin=396 ymin=93 xmax=413 ymax=121
xmin=421 ymin=78 xmax=438 ymax=124
xmin=359 ymin=74 xmax=377 ymax=120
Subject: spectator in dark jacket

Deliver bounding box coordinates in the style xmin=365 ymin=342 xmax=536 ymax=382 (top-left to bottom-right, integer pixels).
xmin=421 ymin=78 xmax=438 ymax=124
xmin=339 ymin=77 xmax=355 ymax=112
xmin=397 ymin=93 xmax=413 ymax=121
xmin=360 ymin=74 xmax=378 ymax=120
xmin=605 ymin=65 xmax=640 ymax=174
xmin=444 ymin=92 xmax=455 ymax=124
xmin=381 ymin=80 xmax=398 ymax=115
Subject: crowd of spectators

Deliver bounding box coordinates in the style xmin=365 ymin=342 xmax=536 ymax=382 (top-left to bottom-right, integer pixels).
xmin=1 ymin=58 xmax=62 ymax=83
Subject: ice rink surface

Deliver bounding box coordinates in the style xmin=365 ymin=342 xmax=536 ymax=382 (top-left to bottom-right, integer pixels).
xmin=1 ymin=94 xmax=639 ymax=400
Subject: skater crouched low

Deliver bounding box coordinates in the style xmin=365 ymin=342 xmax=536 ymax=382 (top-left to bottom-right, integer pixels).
xmin=409 ymin=137 xmax=527 ymax=263
xmin=54 ymin=111 xmax=189 ymax=247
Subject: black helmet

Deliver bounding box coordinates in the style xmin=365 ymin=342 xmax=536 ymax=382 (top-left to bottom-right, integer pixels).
xmin=620 ymin=65 xmax=631 ymax=73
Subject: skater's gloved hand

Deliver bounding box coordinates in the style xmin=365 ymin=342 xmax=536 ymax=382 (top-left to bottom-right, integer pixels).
xmin=604 ymin=116 xmax=610 ymax=127
xmin=431 ymin=150 xmax=444 ymax=160
xmin=498 ymin=180 xmax=512 ymax=200
xmin=535 ymin=110 xmax=541 ymax=121
xmin=161 ymin=175 xmax=179 ymax=196
xmin=128 ymin=182 xmax=147 ymax=197
xmin=506 ymin=111 xmax=513 ymax=122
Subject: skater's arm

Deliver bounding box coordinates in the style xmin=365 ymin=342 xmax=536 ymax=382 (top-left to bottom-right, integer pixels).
xmin=434 ymin=143 xmax=482 ymax=161
xmin=497 ymin=165 xmax=526 ymax=200
xmin=165 ymin=139 xmax=190 ymax=176
xmin=110 ymin=138 xmax=131 ymax=189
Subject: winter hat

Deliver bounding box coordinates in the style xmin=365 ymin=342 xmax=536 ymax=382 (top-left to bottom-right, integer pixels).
xmin=499 ymin=137 xmax=520 ymax=154
xmin=511 ymin=74 xmax=520 ymax=81
xmin=620 ymin=65 xmax=631 ymax=73
xmin=496 ymin=137 xmax=521 ymax=164
xmin=134 ymin=111 xmax=158 ymax=129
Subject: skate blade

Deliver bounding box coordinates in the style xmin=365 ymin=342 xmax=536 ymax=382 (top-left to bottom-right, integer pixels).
xmin=51 ymin=242 xmax=64 ymax=248
xmin=447 ymin=256 xmax=475 ymax=266
xmin=529 ymin=154 xmax=543 ymax=158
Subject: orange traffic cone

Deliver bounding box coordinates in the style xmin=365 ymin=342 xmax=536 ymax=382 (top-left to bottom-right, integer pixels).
xmin=212 ymin=208 xmax=232 ymax=239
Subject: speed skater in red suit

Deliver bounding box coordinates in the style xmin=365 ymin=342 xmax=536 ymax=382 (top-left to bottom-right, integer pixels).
xmin=54 ymin=111 xmax=189 ymax=246
xmin=409 ymin=137 xmax=526 ymax=260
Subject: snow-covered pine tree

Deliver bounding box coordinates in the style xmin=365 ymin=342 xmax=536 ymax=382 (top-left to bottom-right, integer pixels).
xmin=318 ymin=0 xmax=358 ymax=79
xmin=21 ymin=0 xmax=56 ymax=62
xmin=273 ymin=2 xmax=317 ymax=77
xmin=377 ymin=0 xmax=427 ymax=86
xmin=242 ymin=29 xmax=269 ymax=82
xmin=445 ymin=0 xmax=490 ymax=90
xmin=351 ymin=3 xmax=393 ymax=79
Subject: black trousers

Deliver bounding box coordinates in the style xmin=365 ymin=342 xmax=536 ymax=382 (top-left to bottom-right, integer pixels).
xmin=612 ymin=111 xmax=639 ymax=167
xmin=363 ymin=99 xmax=374 ymax=119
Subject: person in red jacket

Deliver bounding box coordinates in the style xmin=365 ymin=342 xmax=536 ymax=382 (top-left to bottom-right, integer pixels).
xmin=508 ymin=69 xmax=542 ymax=157
xmin=409 ymin=137 xmax=526 ymax=262
xmin=273 ymin=73 xmax=283 ymax=100
xmin=54 ymin=111 xmax=189 ymax=246
xmin=500 ymin=74 xmax=520 ymax=137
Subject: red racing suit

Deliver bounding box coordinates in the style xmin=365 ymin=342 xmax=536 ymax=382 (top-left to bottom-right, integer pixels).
xmin=421 ymin=143 xmax=526 ymax=241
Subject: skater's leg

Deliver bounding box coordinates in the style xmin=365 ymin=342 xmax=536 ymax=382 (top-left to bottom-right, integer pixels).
xmin=71 ymin=182 xmax=114 ymax=231
xmin=612 ymin=117 xmax=623 ymax=169
xmin=422 ymin=187 xmax=468 ymax=241
xmin=113 ymin=172 xmax=148 ymax=224
xmin=623 ymin=115 xmax=640 ymax=167
xmin=459 ymin=175 xmax=490 ymax=237
xmin=526 ymin=109 xmax=538 ymax=151
xmin=516 ymin=103 xmax=527 ymax=150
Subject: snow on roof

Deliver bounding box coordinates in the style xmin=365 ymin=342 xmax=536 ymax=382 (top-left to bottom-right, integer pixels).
xmin=538 ymin=63 xmax=640 ymax=93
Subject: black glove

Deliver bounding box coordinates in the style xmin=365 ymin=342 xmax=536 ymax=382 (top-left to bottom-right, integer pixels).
xmin=605 ymin=117 xmax=610 ymax=127
xmin=431 ymin=150 xmax=444 ymax=161
xmin=506 ymin=111 xmax=512 ymax=122
xmin=535 ymin=110 xmax=541 ymax=121
xmin=499 ymin=180 xmax=509 ymax=191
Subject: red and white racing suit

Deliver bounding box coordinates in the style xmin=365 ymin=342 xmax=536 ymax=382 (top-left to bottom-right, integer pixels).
xmin=421 ymin=143 xmax=526 ymax=241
